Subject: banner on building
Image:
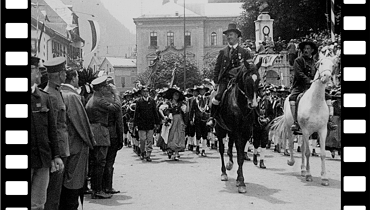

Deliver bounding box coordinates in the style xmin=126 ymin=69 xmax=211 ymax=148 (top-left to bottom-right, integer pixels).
xmin=88 ymin=20 xmax=100 ymax=53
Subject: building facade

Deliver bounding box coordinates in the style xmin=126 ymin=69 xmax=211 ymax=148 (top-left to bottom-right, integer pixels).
xmin=99 ymin=57 xmax=137 ymax=93
xmin=134 ymin=1 xmax=243 ymax=74
xmin=31 ymin=0 xmax=84 ymax=66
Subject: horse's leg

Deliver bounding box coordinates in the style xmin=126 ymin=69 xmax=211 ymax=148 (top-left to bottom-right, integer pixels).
xmin=286 ymin=129 xmax=295 ymax=166
xmin=300 ymin=134 xmax=307 ymax=177
xmin=218 ymin=132 xmax=228 ymax=181
xmin=318 ymin=128 xmax=329 ymax=186
xmin=235 ymin=136 xmax=247 ymax=193
xmin=226 ymin=136 xmax=234 ymax=170
xmin=302 ymin=130 xmax=312 ymax=181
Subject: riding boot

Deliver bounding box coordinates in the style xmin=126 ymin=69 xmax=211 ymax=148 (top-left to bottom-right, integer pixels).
xmin=290 ymin=102 xmax=300 ymax=132
xmin=206 ymin=104 xmax=219 ymax=127
xmin=259 ymin=160 xmax=266 ymax=169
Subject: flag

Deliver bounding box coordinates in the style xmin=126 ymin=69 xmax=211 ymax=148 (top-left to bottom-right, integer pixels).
xmin=169 ymin=66 xmax=176 ymax=87
xmin=88 ymin=20 xmax=100 ymax=53
xmin=37 ymin=22 xmax=45 ymax=53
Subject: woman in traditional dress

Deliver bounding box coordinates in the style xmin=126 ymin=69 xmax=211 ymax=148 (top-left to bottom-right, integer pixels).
xmin=165 ymin=87 xmax=187 ymax=161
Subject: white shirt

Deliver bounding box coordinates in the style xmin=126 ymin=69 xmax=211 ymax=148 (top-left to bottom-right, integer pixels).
xmin=228 ymin=43 xmax=238 ymax=50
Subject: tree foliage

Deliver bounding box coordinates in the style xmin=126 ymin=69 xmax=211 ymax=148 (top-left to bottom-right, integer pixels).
xmin=136 ymin=53 xmax=202 ymax=90
xmin=237 ymin=0 xmax=341 ymax=41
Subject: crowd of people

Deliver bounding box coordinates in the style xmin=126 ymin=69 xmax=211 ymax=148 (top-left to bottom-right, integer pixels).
xmin=31 ymin=22 xmax=341 ymax=209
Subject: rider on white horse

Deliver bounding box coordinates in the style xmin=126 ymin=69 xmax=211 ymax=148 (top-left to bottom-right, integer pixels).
xmin=289 ymin=41 xmax=337 ymax=133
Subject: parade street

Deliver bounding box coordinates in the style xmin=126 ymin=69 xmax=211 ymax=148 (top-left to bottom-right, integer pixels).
xmin=82 ymin=145 xmax=341 ymax=210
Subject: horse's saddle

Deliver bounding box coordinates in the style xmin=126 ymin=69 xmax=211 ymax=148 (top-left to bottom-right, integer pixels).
xmin=295 ymin=91 xmax=307 ymax=116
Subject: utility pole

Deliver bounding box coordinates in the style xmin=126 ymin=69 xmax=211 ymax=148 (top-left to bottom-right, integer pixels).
xmin=183 ymin=0 xmax=186 ymax=90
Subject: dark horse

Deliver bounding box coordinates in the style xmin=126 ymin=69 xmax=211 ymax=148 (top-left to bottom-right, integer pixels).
xmin=214 ymin=61 xmax=261 ymax=193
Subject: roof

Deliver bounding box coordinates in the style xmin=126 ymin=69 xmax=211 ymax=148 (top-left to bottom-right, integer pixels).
xmin=105 ymin=57 xmax=136 ymax=67
xmin=204 ymin=3 xmax=243 ymax=17
xmin=137 ymin=1 xmax=243 ymax=19
xmin=139 ymin=0 xmax=201 ymax=18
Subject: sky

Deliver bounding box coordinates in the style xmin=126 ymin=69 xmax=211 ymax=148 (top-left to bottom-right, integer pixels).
xmin=100 ymin=0 xmax=207 ymax=34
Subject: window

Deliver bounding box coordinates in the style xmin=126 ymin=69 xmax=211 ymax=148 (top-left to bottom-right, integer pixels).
xmin=150 ymin=32 xmax=157 ymax=47
xmin=211 ymin=32 xmax=217 ymax=46
xmin=223 ymin=34 xmax=228 ymax=45
xmin=185 ymin=31 xmax=191 ymax=46
xmin=121 ymin=77 xmax=126 ymax=88
xmin=167 ymin=32 xmax=174 ymax=46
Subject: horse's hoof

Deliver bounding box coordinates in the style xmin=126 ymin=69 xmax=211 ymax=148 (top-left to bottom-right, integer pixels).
xmin=226 ymin=162 xmax=233 ymax=171
xmin=321 ymin=179 xmax=329 ymax=186
xmin=236 ymin=180 xmax=243 ymax=187
xmin=238 ymin=186 xmax=247 ymax=194
xmin=306 ymin=175 xmax=313 ymax=182
xmin=221 ymin=174 xmax=228 ymax=181
xmin=301 ymin=171 xmax=306 ymax=177
xmin=287 ymin=160 xmax=295 ymax=166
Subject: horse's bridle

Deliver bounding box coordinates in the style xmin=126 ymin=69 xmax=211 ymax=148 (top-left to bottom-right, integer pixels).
xmin=312 ymin=59 xmax=333 ymax=82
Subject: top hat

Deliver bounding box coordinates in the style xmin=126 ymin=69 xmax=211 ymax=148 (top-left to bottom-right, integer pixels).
xmin=298 ymin=41 xmax=318 ymax=55
xmin=44 ymin=57 xmax=67 ymax=73
xmin=223 ymin=23 xmax=241 ymax=38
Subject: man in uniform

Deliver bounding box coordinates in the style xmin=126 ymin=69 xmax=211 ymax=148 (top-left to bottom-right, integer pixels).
xmin=185 ymin=86 xmax=198 ymax=151
xmin=31 ymin=56 xmax=64 ymax=210
xmin=207 ymin=22 xmax=253 ymax=127
xmin=85 ymin=76 xmax=121 ymax=199
xmin=289 ymin=41 xmax=337 ymax=133
xmin=43 ymin=57 xmax=70 ymax=210
xmin=103 ymin=77 xmax=124 ymax=194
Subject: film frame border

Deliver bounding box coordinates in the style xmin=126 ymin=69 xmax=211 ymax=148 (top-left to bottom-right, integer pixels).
xmin=341 ymin=0 xmax=369 ymax=209
xmin=1 ymin=0 xmax=369 ymax=209
xmin=2 ymin=0 xmax=32 ymax=209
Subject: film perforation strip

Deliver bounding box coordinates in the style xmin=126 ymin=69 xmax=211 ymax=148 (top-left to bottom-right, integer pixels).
xmin=2 ymin=0 xmax=31 ymax=209
xmin=1 ymin=0 xmax=369 ymax=209
xmin=342 ymin=0 xmax=369 ymax=209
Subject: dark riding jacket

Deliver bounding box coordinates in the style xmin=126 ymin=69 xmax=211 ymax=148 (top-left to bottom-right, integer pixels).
xmin=292 ymin=56 xmax=317 ymax=90
xmin=213 ymin=45 xmax=252 ymax=84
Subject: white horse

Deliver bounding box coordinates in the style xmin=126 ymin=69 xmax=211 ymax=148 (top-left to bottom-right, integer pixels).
xmin=271 ymin=56 xmax=335 ymax=186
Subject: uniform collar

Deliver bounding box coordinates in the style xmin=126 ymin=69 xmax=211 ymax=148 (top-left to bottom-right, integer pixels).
xmin=142 ymin=96 xmax=150 ymax=101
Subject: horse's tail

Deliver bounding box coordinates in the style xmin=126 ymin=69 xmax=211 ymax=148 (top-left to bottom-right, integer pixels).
xmin=270 ymin=115 xmax=287 ymax=145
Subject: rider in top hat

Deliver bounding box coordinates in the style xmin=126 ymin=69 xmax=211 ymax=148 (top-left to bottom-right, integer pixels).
xmin=207 ymin=22 xmax=253 ymax=127
xmin=289 ymin=41 xmax=337 ymax=133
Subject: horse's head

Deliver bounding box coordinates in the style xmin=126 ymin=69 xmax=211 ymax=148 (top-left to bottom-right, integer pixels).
xmin=314 ymin=56 xmax=335 ymax=84
xmin=236 ymin=63 xmax=260 ymax=109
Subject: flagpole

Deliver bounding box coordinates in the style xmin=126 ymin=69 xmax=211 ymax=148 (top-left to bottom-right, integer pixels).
xmin=183 ymin=0 xmax=186 ymax=90
xmin=36 ymin=0 xmax=39 ymax=56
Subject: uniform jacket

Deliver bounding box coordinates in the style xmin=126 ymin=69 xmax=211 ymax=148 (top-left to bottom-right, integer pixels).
xmin=213 ymin=45 xmax=252 ymax=84
xmin=31 ymin=87 xmax=60 ymax=168
xmin=44 ymin=81 xmax=69 ymax=157
xmin=60 ymin=84 xmax=95 ymax=189
xmin=85 ymin=92 xmax=121 ymax=146
xmin=292 ymin=56 xmax=317 ymax=90
xmin=133 ymin=97 xmax=160 ymax=131
xmin=106 ymin=94 xmax=124 ymax=145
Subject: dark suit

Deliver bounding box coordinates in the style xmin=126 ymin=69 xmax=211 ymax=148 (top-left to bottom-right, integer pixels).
xmin=213 ymin=45 xmax=252 ymax=102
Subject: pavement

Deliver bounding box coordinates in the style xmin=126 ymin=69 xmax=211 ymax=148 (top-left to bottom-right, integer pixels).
xmin=80 ymin=143 xmax=341 ymax=210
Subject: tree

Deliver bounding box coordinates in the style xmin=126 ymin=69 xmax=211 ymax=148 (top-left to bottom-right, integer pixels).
xmin=136 ymin=53 xmax=202 ymax=90
xmin=237 ymin=0 xmax=341 ymax=42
